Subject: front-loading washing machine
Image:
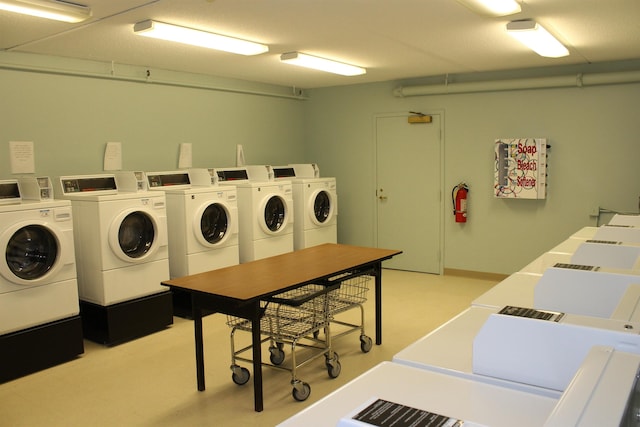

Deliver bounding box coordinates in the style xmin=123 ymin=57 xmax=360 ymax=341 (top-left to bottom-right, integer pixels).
xmin=146 ymin=170 xmax=239 ymax=277
xmin=56 ymin=174 xmax=172 ymax=345
xmin=146 ymin=170 xmax=240 ymax=317
xmin=214 ymin=166 xmax=294 ymax=263
xmin=0 ymin=177 xmax=83 ymax=382
xmin=273 ymin=164 xmax=338 ymax=250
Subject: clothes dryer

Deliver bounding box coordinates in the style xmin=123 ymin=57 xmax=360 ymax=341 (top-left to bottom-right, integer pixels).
xmin=145 ymin=170 xmax=239 ymax=277
xmin=214 ymin=166 xmax=294 ymax=263
xmin=273 ymin=164 xmax=337 ymax=250
xmin=57 ymin=174 xmax=172 ymax=344
xmin=0 ymin=178 xmax=83 ymax=382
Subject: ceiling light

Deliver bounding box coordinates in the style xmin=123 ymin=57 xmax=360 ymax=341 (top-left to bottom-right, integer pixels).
xmin=455 ymin=0 xmax=521 ymax=17
xmin=0 ymin=0 xmax=91 ymax=23
xmin=133 ymin=20 xmax=269 ymax=56
xmin=280 ymin=52 xmax=366 ymax=76
xmin=506 ymin=20 xmax=569 ymax=58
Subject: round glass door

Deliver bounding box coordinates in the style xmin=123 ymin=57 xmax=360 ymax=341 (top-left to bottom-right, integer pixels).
xmin=201 ymin=203 xmax=228 ymax=244
xmin=264 ymin=196 xmax=285 ymax=232
xmin=6 ymin=225 xmax=57 ymax=280
xmin=119 ymin=212 xmax=155 ymax=258
xmin=313 ymin=191 xmax=331 ymax=223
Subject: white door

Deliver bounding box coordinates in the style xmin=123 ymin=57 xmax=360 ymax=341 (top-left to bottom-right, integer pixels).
xmin=375 ymin=113 xmax=442 ymax=273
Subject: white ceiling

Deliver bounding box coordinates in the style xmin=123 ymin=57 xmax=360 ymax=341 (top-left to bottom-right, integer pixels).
xmin=1 ymin=0 xmax=639 ymax=89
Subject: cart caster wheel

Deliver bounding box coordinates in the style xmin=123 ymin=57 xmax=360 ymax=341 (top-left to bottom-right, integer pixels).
xmin=292 ymin=382 xmax=311 ymax=401
xmin=269 ymin=346 xmax=285 ymax=365
xmin=326 ymin=359 xmax=342 ymax=379
xmin=360 ymin=335 xmax=373 ymax=353
xmin=324 ymin=352 xmax=339 ymax=362
xmin=231 ymin=366 xmax=250 ymax=385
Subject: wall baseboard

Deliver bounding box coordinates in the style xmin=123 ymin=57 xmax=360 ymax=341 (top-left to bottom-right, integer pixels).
xmin=444 ymin=268 xmax=508 ymax=282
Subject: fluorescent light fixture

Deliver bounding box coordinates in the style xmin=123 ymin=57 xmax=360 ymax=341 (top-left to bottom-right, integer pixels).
xmin=455 ymin=0 xmax=521 ymax=17
xmin=0 ymin=0 xmax=91 ymax=23
xmin=506 ymin=20 xmax=569 ymax=58
xmin=133 ymin=20 xmax=269 ymax=56
xmin=280 ymin=52 xmax=366 ymax=76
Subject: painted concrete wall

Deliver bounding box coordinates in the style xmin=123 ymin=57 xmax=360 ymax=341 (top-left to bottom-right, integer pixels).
xmin=2 ymin=55 xmax=639 ymax=274
xmin=304 ymin=80 xmax=640 ymax=274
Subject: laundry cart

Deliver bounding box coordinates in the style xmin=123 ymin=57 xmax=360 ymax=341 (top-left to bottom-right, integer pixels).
xmin=226 ymin=271 xmax=374 ymax=401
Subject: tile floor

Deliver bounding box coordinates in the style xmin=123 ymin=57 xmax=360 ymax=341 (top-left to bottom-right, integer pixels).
xmin=0 ymin=269 xmax=497 ymax=427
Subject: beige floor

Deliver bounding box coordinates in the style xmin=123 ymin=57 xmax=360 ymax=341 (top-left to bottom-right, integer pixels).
xmin=0 ymin=270 xmax=497 ymax=427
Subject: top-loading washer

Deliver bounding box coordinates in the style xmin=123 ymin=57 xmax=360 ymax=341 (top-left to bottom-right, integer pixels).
xmin=145 ymin=170 xmax=239 ymax=277
xmin=56 ymin=174 xmax=172 ymax=345
xmin=213 ymin=166 xmax=294 ymax=263
xmin=273 ymin=164 xmax=337 ymax=250
xmin=0 ymin=177 xmax=83 ymax=382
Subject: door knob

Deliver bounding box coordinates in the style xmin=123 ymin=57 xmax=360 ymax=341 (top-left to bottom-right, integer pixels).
xmin=379 ymin=195 xmax=388 ymax=201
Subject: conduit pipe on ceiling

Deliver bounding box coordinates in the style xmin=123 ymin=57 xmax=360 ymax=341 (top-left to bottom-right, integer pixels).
xmin=393 ymin=69 xmax=640 ymax=97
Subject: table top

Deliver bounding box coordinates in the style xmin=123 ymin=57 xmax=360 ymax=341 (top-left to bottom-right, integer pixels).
xmin=162 ymin=243 xmax=401 ymax=302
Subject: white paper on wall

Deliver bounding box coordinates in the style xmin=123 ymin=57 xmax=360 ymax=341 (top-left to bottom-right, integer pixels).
xmin=9 ymin=141 xmax=35 ymax=174
xmin=104 ymin=142 xmax=122 ymax=171
xmin=494 ymin=138 xmax=547 ymax=199
xmin=178 ymin=143 xmax=192 ymax=168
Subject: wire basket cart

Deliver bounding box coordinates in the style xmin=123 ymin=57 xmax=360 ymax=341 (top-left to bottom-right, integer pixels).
xmin=324 ymin=272 xmax=374 ymax=354
xmin=226 ymin=282 xmax=340 ymax=401
xmin=226 ymin=270 xmax=374 ymax=402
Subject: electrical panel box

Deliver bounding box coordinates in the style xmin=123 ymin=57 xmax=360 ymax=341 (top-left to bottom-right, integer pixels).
xmin=494 ymin=138 xmax=547 ymax=199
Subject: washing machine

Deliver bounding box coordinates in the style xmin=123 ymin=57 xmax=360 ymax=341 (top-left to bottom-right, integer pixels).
xmin=146 ymin=170 xmax=239 ymax=278
xmin=273 ymin=164 xmax=337 ymax=250
xmin=56 ymin=174 xmax=172 ymax=345
xmin=214 ymin=166 xmax=294 ymax=263
xmin=0 ymin=177 xmax=83 ymax=382
xmin=145 ymin=170 xmax=239 ymax=317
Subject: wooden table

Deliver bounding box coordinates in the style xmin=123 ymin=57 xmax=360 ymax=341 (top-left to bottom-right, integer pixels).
xmin=162 ymin=243 xmax=402 ymax=412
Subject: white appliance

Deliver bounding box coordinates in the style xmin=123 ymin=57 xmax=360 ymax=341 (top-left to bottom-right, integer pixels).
xmin=0 ymin=178 xmax=83 ymax=382
xmin=273 ymin=164 xmax=337 ymax=250
xmin=544 ymin=346 xmax=640 ymax=426
xmin=533 ymin=265 xmax=640 ymax=321
xmin=593 ymin=224 xmax=640 ymax=243
xmin=609 ymin=213 xmax=640 ymax=227
xmin=277 ymin=362 xmax=558 ymax=427
xmin=473 ymin=265 xmax=640 ymax=321
xmin=571 ymin=240 xmax=640 ymax=269
xmin=519 ymin=250 xmax=572 ymax=274
xmin=58 ymin=174 xmax=170 ymax=305
xmin=393 ymin=304 xmax=640 ymax=396
xmin=56 ymin=174 xmax=172 ymax=344
xmin=145 ymin=170 xmax=239 ymax=278
xmin=393 ymin=306 xmax=561 ymax=397
xmin=472 ymin=306 xmax=640 ymax=392
xmin=0 ymin=178 xmax=79 ymax=334
xmin=214 ymin=166 xmax=294 ymax=263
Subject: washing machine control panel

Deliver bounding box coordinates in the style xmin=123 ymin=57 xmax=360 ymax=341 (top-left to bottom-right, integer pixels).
xmin=60 ymin=176 xmax=117 ymax=194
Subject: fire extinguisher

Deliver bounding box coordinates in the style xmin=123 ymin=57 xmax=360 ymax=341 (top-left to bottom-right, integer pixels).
xmin=452 ymin=182 xmax=469 ymax=223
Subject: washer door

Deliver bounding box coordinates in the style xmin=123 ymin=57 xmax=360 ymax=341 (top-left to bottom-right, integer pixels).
xmin=1 ymin=223 xmax=63 ymax=286
xmin=310 ymin=189 xmax=335 ymax=226
xmin=260 ymin=195 xmax=288 ymax=234
xmin=108 ymin=208 xmax=162 ymax=262
xmin=195 ymin=202 xmax=230 ymax=247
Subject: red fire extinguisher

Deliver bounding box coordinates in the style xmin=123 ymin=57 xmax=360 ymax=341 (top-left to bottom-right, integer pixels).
xmin=452 ymin=182 xmax=469 ymax=223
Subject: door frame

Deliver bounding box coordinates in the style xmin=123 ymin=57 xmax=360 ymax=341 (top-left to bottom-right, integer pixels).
xmin=372 ymin=110 xmax=446 ymax=274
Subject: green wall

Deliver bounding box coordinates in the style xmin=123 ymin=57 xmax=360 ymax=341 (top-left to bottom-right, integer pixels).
xmin=304 ymin=79 xmax=640 ymax=274
xmin=2 ymin=53 xmax=640 ymax=274
xmin=0 ymin=61 xmax=305 ymax=178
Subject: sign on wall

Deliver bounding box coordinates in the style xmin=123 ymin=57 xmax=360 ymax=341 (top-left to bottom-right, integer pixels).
xmin=494 ymin=138 xmax=547 ymax=199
